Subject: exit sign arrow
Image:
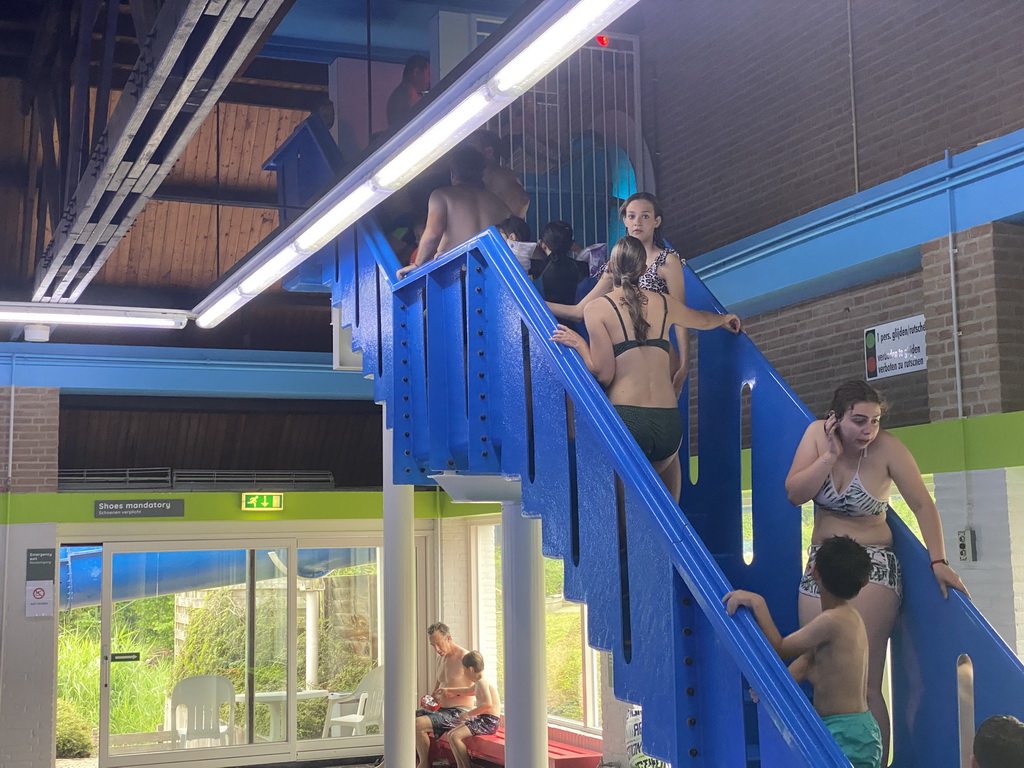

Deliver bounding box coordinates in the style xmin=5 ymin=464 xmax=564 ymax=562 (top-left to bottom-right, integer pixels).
xmin=241 ymin=493 xmax=283 ymax=511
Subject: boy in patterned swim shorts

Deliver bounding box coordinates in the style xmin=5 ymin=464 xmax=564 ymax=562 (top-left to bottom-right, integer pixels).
xmin=724 ymin=536 xmax=882 ymax=768
xmin=439 ymin=651 xmax=502 ymax=768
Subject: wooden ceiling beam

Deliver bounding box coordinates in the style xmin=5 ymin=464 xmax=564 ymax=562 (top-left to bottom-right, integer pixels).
xmin=33 ymin=0 xmax=213 ymax=302
xmin=91 ymin=0 xmax=121 ymax=143
xmin=20 ymin=0 xmax=66 ymax=114
xmin=152 ymin=182 xmax=282 ymax=209
xmin=32 ymin=0 xmax=297 ymax=304
xmin=127 ymin=0 xmax=159 ymax=42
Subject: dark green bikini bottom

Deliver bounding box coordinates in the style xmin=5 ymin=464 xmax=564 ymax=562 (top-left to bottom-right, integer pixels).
xmin=613 ymin=405 xmax=683 ymax=463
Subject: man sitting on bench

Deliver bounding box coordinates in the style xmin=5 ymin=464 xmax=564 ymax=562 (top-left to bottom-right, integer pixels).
xmin=412 ymin=622 xmax=474 ymax=766
xmin=439 ymin=650 xmax=502 ymax=768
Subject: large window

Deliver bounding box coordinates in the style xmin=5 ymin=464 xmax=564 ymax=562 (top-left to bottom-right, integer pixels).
xmin=57 ymin=536 xmax=394 ymax=768
xmin=473 ymin=522 xmax=601 ymax=730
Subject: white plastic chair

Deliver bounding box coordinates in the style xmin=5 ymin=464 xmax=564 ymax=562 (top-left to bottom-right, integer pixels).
xmin=169 ymin=674 xmax=235 ymax=747
xmin=322 ymin=665 xmax=385 ymax=737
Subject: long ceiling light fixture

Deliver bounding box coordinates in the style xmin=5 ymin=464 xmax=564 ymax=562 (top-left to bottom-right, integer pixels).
xmin=193 ymin=0 xmax=640 ymax=329
xmin=0 ymin=301 xmax=190 ymax=329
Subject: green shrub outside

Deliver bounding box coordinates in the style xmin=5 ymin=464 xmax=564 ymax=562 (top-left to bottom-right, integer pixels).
xmin=59 ymin=606 xmax=174 ymax=736
xmin=56 ymin=698 xmax=93 ymax=758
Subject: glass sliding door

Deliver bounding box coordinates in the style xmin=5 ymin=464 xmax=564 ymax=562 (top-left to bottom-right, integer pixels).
xmin=294 ymin=545 xmax=381 ymax=745
xmin=84 ymin=533 xmax=403 ymax=767
xmin=100 ymin=544 xmax=292 ymax=767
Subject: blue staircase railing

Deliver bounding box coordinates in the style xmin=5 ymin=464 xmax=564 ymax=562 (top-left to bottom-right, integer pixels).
xmin=328 ymin=219 xmax=1024 ymax=767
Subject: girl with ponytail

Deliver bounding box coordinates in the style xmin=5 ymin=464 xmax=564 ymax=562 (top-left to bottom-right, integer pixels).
xmin=551 ymin=236 xmax=742 ymax=500
xmin=546 ymin=192 xmax=692 ymax=387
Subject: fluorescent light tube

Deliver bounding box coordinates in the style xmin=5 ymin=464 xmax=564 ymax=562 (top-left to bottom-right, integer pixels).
xmin=374 ymin=90 xmax=496 ymax=190
xmin=192 ymin=0 xmax=643 ymax=329
xmin=0 ymin=302 xmax=189 ymax=329
xmin=295 ymin=184 xmax=386 ymax=253
xmin=195 ymin=289 xmax=249 ymax=329
xmin=491 ymin=0 xmax=638 ymax=96
xmin=240 ymin=244 xmax=308 ymax=296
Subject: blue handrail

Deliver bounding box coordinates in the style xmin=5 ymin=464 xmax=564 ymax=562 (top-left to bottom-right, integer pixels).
xmin=331 ymin=218 xmax=1024 ymax=767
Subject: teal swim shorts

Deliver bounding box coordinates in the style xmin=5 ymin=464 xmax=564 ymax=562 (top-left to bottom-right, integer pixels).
xmin=822 ymin=711 xmax=882 ymax=768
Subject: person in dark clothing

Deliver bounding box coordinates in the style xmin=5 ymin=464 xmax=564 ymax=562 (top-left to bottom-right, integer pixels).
xmin=538 ymin=221 xmax=580 ymax=305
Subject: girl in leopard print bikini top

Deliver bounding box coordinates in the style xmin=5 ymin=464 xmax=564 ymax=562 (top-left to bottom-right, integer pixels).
xmin=544 ymin=192 xmax=686 ymax=324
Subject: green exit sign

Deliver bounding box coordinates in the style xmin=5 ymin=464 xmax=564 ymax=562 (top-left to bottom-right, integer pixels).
xmin=242 ymin=493 xmax=283 ymax=511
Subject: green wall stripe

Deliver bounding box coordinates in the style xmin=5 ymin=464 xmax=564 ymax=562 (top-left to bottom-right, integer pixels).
xmin=2 ymin=411 xmax=1019 ymax=525
xmin=694 ymin=409 xmax=1024 ymax=489
xmin=1 ymin=487 xmax=502 ymax=525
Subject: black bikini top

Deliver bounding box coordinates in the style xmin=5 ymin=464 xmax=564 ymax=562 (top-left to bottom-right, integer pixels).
xmin=603 ymin=293 xmax=672 ymax=357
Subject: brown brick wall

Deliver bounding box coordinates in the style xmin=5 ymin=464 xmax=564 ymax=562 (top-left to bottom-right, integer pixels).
xmin=923 ymin=222 xmax=1024 ymax=420
xmin=742 ymin=270 xmax=929 ymax=427
xmin=991 ymin=222 xmax=1024 ymax=414
xmin=641 ymin=0 xmax=1024 ymax=256
xmin=0 ymin=387 xmax=60 ymax=493
xmin=641 ymin=0 xmax=854 ymax=257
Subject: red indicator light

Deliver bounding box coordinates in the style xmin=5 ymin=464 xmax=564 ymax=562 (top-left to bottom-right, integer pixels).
xmin=595 ymin=35 xmax=609 ymax=47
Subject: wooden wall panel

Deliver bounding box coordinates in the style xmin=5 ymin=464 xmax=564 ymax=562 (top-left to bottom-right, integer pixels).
xmin=59 ymin=407 xmax=384 ymax=488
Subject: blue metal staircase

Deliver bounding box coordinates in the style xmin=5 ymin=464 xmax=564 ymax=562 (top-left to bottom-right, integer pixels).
xmin=325 ymin=219 xmax=1024 ymax=767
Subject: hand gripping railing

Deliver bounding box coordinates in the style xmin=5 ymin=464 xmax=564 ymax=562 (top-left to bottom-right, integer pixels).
xmin=331 ymin=219 xmax=1024 ymax=767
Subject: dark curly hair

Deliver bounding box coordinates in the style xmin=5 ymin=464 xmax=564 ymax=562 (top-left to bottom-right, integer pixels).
xmin=814 ymin=536 xmax=871 ymax=600
xmin=828 ymin=380 xmax=889 ymax=421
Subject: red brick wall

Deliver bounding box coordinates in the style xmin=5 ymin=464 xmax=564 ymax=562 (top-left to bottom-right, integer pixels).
xmin=0 ymin=387 xmax=60 ymax=493
xmin=640 ymin=0 xmax=1024 ymax=256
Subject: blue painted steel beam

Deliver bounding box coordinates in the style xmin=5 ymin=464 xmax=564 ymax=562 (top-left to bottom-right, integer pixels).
xmin=0 ymin=343 xmax=373 ymax=399
xmin=695 ymin=127 xmax=1024 ymax=315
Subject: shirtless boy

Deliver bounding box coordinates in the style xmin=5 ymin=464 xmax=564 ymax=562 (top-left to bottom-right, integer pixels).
xmin=724 ymin=535 xmax=882 ymax=768
xmin=413 ymin=622 xmax=474 ymax=766
xmin=440 ymin=650 xmax=502 ymax=768
xmin=396 ymin=147 xmax=511 ymax=278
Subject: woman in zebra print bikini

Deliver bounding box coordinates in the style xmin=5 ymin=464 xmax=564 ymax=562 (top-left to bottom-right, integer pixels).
xmin=785 ymin=380 xmax=969 ymax=763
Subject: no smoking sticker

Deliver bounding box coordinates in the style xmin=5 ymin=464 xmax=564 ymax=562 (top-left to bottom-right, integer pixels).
xmin=26 ymin=580 xmax=53 ymax=617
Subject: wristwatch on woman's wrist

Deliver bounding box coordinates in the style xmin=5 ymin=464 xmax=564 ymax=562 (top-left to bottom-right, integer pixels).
xmin=930 ymin=558 xmax=949 ymax=570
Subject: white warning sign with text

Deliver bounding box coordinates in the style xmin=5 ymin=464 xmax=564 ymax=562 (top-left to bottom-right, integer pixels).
xmin=864 ymin=315 xmax=927 ymax=380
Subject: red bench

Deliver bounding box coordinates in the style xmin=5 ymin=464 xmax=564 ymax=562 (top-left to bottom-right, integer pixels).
xmin=430 ymin=726 xmax=601 ymax=767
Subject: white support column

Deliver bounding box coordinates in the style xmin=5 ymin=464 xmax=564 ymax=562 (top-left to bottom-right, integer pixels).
xmin=304 ymin=588 xmax=319 ymax=689
xmin=501 ymin=501 xmax=547 ymax=766
xmin=382 ymin=404 xmax=416 ymax=766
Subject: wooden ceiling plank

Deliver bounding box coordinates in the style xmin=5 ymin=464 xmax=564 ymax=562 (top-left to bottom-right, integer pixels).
xmin=220 ymin=102 xmax=243 ymax=190
xmin=197 ymin=200 xmax=217 ymax=285
xmin=148 ymin=197 xmax=170 ymax=285
xmin=163 ymin=199 xmax=187 ymax=284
